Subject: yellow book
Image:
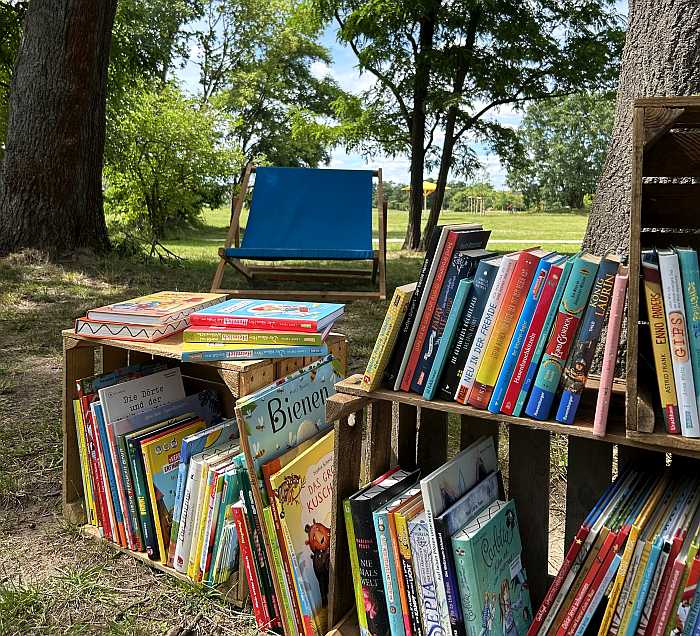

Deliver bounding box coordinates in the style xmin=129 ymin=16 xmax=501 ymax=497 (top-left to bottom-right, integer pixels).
xmin=73 ymin=400 xmax=97 ymax=527
xmin=141 ymin=418 xmax=205 ymax=564
xmin=361 ymin=282 xmax=416 ymax=391
xmin=393 ymin=498 xmax=423 ymax=631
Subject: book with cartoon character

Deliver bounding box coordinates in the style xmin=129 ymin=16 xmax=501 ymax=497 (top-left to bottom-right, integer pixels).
xmin=451 ymin=499 xmax=532 ymax=636
xmin=269 ymin=430 xmax=335 ymax=635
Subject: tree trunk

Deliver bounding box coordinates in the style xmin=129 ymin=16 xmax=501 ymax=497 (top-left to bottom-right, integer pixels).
xmin=0 ymin=0 xmax=116 ymax=258
xmin=583 ymin=0 xmax=700 ymax=258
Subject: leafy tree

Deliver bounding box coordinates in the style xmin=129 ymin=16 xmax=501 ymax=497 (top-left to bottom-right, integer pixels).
xmin=507 ymin=93 xmax=614 ymax=210
xmin=319 ymin=0 xmax=624 ymax=249
xmin=104 ymin=84 xmax=240 ymax=258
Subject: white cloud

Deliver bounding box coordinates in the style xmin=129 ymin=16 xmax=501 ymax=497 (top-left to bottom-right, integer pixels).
xmin=310 ymin=60 xmax=331 ymax=80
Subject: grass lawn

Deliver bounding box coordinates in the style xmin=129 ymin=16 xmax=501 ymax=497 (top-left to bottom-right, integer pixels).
xmin=0 ymin=208 xmax=584 ymax=634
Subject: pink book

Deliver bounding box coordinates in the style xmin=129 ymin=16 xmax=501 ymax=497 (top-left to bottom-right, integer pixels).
xmin=593 ymin=267 xmax=628 ymax=436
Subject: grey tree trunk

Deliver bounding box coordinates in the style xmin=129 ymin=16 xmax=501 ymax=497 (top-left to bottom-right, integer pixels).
xmin=582 ymin=0 xmax=700 ymax=258
xmin=0 ymin=0 xmax=117 ymax=257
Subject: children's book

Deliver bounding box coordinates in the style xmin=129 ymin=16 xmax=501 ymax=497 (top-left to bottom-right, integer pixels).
xmin=87 ymin=291 xmax=226 ymax=325
xmin=409 ymin=509 xmax=443 ymax=635
xmin=678 ymin=247 xmax=700 ymax=430
xmin=181 ymin=341 xmax=328 ymax=362
xmin=189 ymin=299 xmax=344 ymax=332
xmin=183 ymin=326 xmax=330 ymax=346
xmin=75 ymin=317 xmax=191 ymax=342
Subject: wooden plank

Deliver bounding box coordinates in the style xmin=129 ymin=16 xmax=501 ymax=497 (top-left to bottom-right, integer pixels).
xmin=416 ymin=407 xmax=448 ymax=475
xmin=218 ymin=361 xmax=274 ymax=399
xmin=644 ymin=129 xmax=700 ymax=177
xmin=328 ymin=335 xmax=348 ymax=377
xmin=618 ymin=444 xmax=666 ymax=471
xmin=644 ymin=106 xmax=686 ymax=149
xmin=641 ymin=183 xmax=700 ymax=228
xmin=328 ymin=415 xmax=364 ymax=628
xmin=325 ymin=392 xmax=370 ymax=423
xmin=219 ymin=288 xmax=384 ymax=302
xmin=326 ymin=610 xmax=360 ymax=636
xmin=509 ymin=427 xmax=550 ymax=608
xmin=565 ymin=437 xmax=613 ymax=548
xmin=62 ymin=337 xmax=96 ymax=523
xmin=245 ymin=267 xmax=373 ymax=282
xmin=101 ymin=345 xmax=128 ymax=373
xmin=393 ymin=403 xmax=417 ymax=470
xmin=460 ymin=413 xmax=499 ymax=451
xmin=635 ymin=96 xmax=700 ymax=109
xmin=274 ymin=356 xmax=306 ymax=379
xmin=362 ymin=399 xmax=393 ymax=484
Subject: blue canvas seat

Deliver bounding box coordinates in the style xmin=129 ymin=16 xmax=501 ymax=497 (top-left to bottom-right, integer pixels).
xmin=211 ymin=165 xmax=387 ymax=300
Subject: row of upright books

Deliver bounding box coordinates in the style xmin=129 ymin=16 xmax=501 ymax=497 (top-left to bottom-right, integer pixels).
xmin=345 ymin=436 xmax=533 ymax=636
xmin=642 ymin=248 xmax=700 ymax=438
xmin=531 ymin=467 xmax=700 ymax=636
xmin=362 ymin=223 xmax=628 ymax=432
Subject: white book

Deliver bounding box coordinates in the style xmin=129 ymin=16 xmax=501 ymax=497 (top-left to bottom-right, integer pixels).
xmin=658 ymin=249 xmax=700 ymax=437
xmin=198 ymin=459 xmax=235 ymax=576
xmin=419 ymin=436 xmax=498 ymax=634
xmin=174 ymin=455 xmax=204 ymax=573
xmin=393 ymin=223 xmax=482 ymax=391
xmin=455 ymin=252 xmax=518 ymax=403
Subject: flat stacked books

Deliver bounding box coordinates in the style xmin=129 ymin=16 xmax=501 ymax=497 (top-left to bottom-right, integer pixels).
xmin=344 ymin=435 xmax=533 ymax=636
xmin=182 ymin=299 xmax=344 ymax=362
xmin=530 ymin=467 xmax=700 ymax=636
xmin=363 ymin=224 xmax=629 ymax=430
xmin=74 ymin=291 xmax=227 ymax=342
xmin=642 ymin=247 xmax=700 ymax=438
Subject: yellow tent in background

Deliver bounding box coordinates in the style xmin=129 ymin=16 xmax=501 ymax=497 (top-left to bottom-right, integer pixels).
xmin=402 ymin=181 xmax=446 ymax=211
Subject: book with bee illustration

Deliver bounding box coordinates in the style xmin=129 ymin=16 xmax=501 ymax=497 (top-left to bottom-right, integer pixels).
xmin=269 ymin=430 xmax=335 ymax=635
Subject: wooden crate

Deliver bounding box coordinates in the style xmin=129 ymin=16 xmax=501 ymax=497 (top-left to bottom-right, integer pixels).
xmin=627 ymin=96 xmax=700 ymax=457
xmin=61 ymin=329 xmax=347 ymax=607
xmin=323 ymin=374 xmax=700 ymax=635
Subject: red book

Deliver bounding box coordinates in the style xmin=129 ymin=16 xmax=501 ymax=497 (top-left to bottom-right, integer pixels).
xmin=501 ymin=261 xmax=564 ymax=415
xmin=651 ymin=554 xmax=690 ymax=636
xmin=400 ymin=231 xmax=459 ymax=392
xmin=646 ymin=531 xmax=687 ymax=634
xmin=84 ymin=411 xmax=112 ymax=541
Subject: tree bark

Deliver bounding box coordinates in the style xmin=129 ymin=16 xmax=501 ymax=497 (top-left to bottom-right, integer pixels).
xmin=583 ymin=0 xmax=700 ymax=258
xmin=0 ymin=0 xmax=116 ymax=257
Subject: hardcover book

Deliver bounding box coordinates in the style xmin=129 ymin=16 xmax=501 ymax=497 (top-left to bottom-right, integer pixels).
xmin=181 ymin=341 xmax=329 ymax=362
xmin=183 ymin=326 xmax=330 ymax=346
xmin=75 ymin=317 xmax=191 ymax=342
xmin=678 ymin=247 xmax=700 ymax=429
xmin=409 ymin=510 xmax=443 ymax=635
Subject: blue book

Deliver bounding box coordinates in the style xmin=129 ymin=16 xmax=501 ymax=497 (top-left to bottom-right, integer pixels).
xmin=488 ymin=253 xmax=563 ymax=413
xmin=625 ymin=536 xmax=665 ymax=636
xmin=411 ymin=248 xmax=493 ymax=394
xmin=181 ymin=342 xmax=328 ymax=362
xmin=555 ymin=255 xmax=620 ymax=424
xmin=423 ymin=279 xmax=473 ymax=400
xmin=678 ymin=247 xmax=700 ymax=414
xmin=690 ymin=591 xmax=700 ymax=636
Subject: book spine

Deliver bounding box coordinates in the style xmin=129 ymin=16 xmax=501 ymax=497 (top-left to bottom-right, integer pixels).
xmin=646 ymin=538 xmax=681 ymax=634
xmin=642 ymin=257 xmax=681 ymax=433
xmin=556 ymin=257 xmax=620 ymax=424
xmin=73 ymin=400 xmax=97 ymax=526
xmin=182 ymin=344 xmax=328 ymax=362
xmin=168 ymin=452 xmax=191 ymax=566
xmin=141 ymin=446 xmax=168 ymax=564
xmin=679 ymin=249 xmax=700 ymax=413
xmin=373 ymin=509 xmax=407 ymax=636
xmin=629 ymin=542 xmax=665 ymax=636
xmin=469 ymin=251 xmax=539 ymax=409
xmin=361 ymin=285 xmax=414 ymax=391
xmin=91 ymin=409 xmax=119 ymax=542
xmin=395 ymin=512 xmax=424 ymax=636
xmin=682 ymin=556 xmax=700 ymax=636
xmin=106 ymin=422 xmax=139 ymax=550
xmin=452 ymin=535 xmax=480 ymax=636
xmin=437 ymin=260 xmax=498 ymax=401
xmin=433 ymin=516 xmax=466 ymax=636
xmin=594 ymin=269 xmax=628 ymax=435
xmin=650 ymin=557 xmax=686 ymax=636
xmin=455 ymin=256 xmax=517 ymax=403
xmin=184 ymin=330 xmax=323 ymax=345
xmin=84 ymin=412 xmax=109 ymax=537
xmin=619 ymin=541 xmax=654 ymax=635
xmin=408 ymin=517 xmax=443 ymax=635
xmin=344 ymin=500 xmax=369 ymax=636
xmin=388 ymin=509 xmax=415 ymax=636
xmin=401 ymin=231 xmax=459 ymax=392
xmin=127 ymin=438 xmax=159 ymax=560
xmin=575 ymin=553 xmax=622 ymax=636
xmin=189 ymin=314 xmax=320 ymax=332
xmin=116 ymin=436 xmax=144 ymax=552
xmin=200 ymin=474 xmax=223 ymax=579
xmin=659 ymin=250 xmax=700 ymax=437
xmin=174 ymin=461 xmax=200 ymax=572
xmin=525 ymin=256 xmax=599 ymax=420
xmin=490 ymin=257 xmax=554 ymax=413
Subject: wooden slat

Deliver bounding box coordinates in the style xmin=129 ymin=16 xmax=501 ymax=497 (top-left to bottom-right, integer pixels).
xmin=101 ymin=344 xmax=128 ymax=373
xmin=326 ymin=611 xmax=360 ymax=636
xmin=246 ymin=266 xmax=374 ymax=282
xmin=328 ymin=415 xmax=364 ymax=628
xmin=325 ymin=392 xmax=370 ymax=423
xmin=460 ymin=413 xmax=499 ymax=451
xmin=644 ymin=129 xmax=700 ymax=177
xmin=635 ymin=96 xmax=700 ymax=109
xmin=565 ymin=437 xmax=613 ymax=548
xmin=509 ymin=427 xmax=550 ymax=608
xmin=393 ymin=403 xmax=417 ymax=470
xmin=219 ymin=289 xmax=384 ymax=301
xmin=644 ymin=106 xmax=686 ymax=149
xmin=641 ymin=183 xmax=700 ymax=229
xmin=362 ymin=400 xmax=393 ymax=484
xmin=416 ymin=407 xmax=448 ymax=475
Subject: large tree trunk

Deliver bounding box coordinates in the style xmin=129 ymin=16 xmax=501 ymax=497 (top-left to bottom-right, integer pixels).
xmin=583 ymin=0 xmax=700 ymax=257
xmin=0 ymin=0 xmax=116 ymax=258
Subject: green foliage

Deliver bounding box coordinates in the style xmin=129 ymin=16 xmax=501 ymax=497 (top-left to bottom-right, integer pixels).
xmin=0 ymin=1 xmax=26 ymax=160
xmin=449 ymin=182 xmax=524 ymax=212
xmin=506 ymin=93 xmax=614 ymax=209
xmin=104 ymin=84 xmax=241 ymax=258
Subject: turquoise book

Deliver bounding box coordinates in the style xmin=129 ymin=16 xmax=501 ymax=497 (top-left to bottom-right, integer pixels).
xmin=488 ymin=253 xmax=563 ymax=414
xmin=678 ymin=247 xmax=700 ymax=413
xmin=423 ymin=279 xmax=473 ymax=400
xmin=451 ymin=499 xmax=532 ymax=636
xmin=181 ymin=341 xmax=328 ymax=362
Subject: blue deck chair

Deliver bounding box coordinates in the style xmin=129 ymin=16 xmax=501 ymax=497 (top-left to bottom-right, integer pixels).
xmin=211 ymin=164 xmax=387 ymax=300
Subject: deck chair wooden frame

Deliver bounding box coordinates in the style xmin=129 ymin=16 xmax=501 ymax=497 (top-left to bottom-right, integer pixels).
xmin=211 ymin=164 xmax=387 ymax=301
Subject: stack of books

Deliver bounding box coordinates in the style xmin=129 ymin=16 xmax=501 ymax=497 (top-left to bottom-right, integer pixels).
xmin=642 ymin=247 xmax=700 ymax=439
xmin=181 ymin=299 xmax=344 ymax=362
xmin=343 ymin=435 xmax=532 ymax=636
xmin=363 ymin=223 xmax=629 ymax=432
xmin=531 ymin=467 xmax=700 ymax=636
xmin=74 ymin=291 xmax=227 ymax=342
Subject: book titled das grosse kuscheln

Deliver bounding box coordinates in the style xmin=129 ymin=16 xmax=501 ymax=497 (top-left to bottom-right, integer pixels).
xmin=190 ymin=299 xmax=344 ymax=333
xmin=183 ymin=325 xmax=331 ymax=346
xmin=180 ymin=341 xmax=329 ymax=362
xmin=85 ymin=291 xmax=227 ymax=326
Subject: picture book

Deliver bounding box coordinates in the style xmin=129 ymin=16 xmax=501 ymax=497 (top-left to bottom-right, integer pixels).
xmin=393 ymin=494 xmax=425 ymax=635
xmin=189 ymin=299 xmax=344 ymax=332
xmin=270 ymin=430 xmax=335 ymax=635
xmin=181 ymin=341 xmax=329 ymax=362
xmin=678 ymin=247 xmax=700 ymax=428
xmin=77 ymin=361 xmax=166 ymax=398
xmin=183 ymin=326 xmax=330 ymax=346
xmin=409 ymin=509 xmax=443 ymax=635
xmin=75 ymin=317 xmax=191 ymax=342
xmin=87 ymin=291 xmax=226 ymax=325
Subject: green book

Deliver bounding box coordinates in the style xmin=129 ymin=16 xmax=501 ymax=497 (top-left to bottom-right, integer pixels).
xmin=677 ymin=246 xmax=700 ymax=411
xmin=183 ymin=327 xmax=328 ymax=346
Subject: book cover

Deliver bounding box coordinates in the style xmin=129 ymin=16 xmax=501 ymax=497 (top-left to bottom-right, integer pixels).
xmin=394 ymin=497 xmax=426 ymax=636
xmin=409 ymin=510 xmax=443 ymax=635
xmin=468 ymin=249 xmax=546 ymax=409
xmin=451 ymin=500 xmax=532 ymax=636
xmin=73 ymin=400 xmax=97 ymax=526
xmin=75 ymin=317 xmax=191 ymax=342
xmin=594 ymin=267 xmax=629 ymax=436
xmin=184 ymin=326 xmax=328 ymax=346
xmin=642 ymin=250 xmax=681 ymax=434
xmin=455 ymin=254 xmax=519 ymax=403
xmin=270 ymin=431 xmax=335 ymax=635
xmin=556 ymin=254 xmax=621 ymax=424
xmin=423 ymin=279 xmax=473 ymax=401
xmin=345 ymin=499 xmax=370 ymax=636
xmin=84 ymin=407 xmax=112 ymax=539
xmin=87 ymin=291 xmax=226 ymax=325
xmin=189 ymin=299 xmax=344 ymax=332
xmin=437 ymin=257 xmax=500 ymax=401
xmin=658 ymin=248 xmax=700 ymax=438
xmin=489 ymin=253 xmax=564 ymax=414
xmin=525 ymin=253 xmax=601 ymax=421
xmin=181 ymin=341 xmax=329 ymax=362
xmin=77 ymin=361 xmax=166 ymax=398
xmin=678 ymin=247 xmax=700 ymax=430
xmin=409 ymin=247 xmax=493 ymax=394
xmin=361 ymin=282 xmax=416 ymax=392
xmin=420 ymin=436 xmax=499 ymax=634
